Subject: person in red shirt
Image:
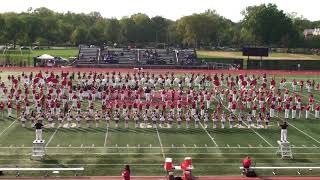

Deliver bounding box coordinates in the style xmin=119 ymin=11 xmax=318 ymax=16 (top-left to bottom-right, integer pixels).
xmin=242 ymin=156 xmax=252 ymax=174
xmin=122 ymin=165 xmax=130 ymax=180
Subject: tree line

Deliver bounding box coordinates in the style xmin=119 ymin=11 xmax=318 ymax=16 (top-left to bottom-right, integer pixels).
xmin=0 ymin=3 xmax=319 ymax=49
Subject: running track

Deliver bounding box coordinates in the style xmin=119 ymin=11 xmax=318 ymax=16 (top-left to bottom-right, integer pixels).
xmin=0 ymin=177 xmax=320 ymax=180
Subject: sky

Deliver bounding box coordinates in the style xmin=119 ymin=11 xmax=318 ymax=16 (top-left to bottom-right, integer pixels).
xmin=0 ymin=0 xmax=319 ymax=22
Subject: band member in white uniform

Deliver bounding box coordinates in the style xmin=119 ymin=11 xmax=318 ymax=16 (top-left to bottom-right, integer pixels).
xmin=203 ymin=111 xmax=209 ymax=128
xmin=229 ymin=113 xmax=235 ymax=129
xmin=152 ymin=111 xmax=158 ymax=128
xmin=95 ymin=111 xmax=100 ymax=128
xmin=133 ymin=112 xmax=140 ymax=128
xmin=143 ymin=111 xmax=149 ymax=128
xmin=221 ymin=112 xmax=226 ymax=129
xmin=58 ymin=113 xmax=64 ymax=127
xmin=194 ymin=113 xmax=200 ymax=128
xmin=212 ymin=111 xmax=219 ymax=129
xmin=114 ymin=110 xmax=120 ymax=128
xmin=20 ymin=111 xmax=26 ymax=127
xmin=67 ymin=111 xmax=73 ymax=128
xmin=167 ymin=112 xmax=174 ymax=128
xmin=176 ymin=112 xmax=182 ymax=128
xmin=105 ymin=111 xmax=111 ymax=128
xmin=124 ymin=112 xmax=130 ymax=128
xmin=185 ymin=111 xmax=191 ymax=129
xmin=160 ymin=112 xmax=165 ymax=128
xmin=76 ymin=111 xmax=82 ymax=128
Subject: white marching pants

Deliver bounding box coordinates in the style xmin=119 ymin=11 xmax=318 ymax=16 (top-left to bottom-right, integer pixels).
xmin=36 ymin=129 xmax=42 ymax=140
xmin=285 ymin=109 xmax=289 ymax=119
xmin=281 ymin=129 xmax=287 ymax=142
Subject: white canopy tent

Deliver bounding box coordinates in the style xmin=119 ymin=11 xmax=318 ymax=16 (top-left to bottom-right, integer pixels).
xmin=35 ymin=54 xmax=55 ymax=67
xmin=37 ymin=54 xmax=54 ymax=60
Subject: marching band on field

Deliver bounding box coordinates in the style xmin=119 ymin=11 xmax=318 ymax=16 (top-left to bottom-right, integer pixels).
xmin=0 ymin=70 xmax=318 ymax=129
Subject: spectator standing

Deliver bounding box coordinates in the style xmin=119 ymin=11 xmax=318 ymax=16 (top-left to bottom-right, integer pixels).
xmin=122 ymin=165 xmax=130 ymax=180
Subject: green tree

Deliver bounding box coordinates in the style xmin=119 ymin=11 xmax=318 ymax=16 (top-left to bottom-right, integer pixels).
xmin=176 ymin=13 xmax=217 ymax=48
xmin=23 ymin=15 xmax=44 ymax=47
xmin=4 ymin=15 xmax=26 ymax=48
xmin=119 ymin=17 xmax=136 ymax=43
xmin=131 ymin=13 xmax=153 ymax=43
xmin=71 ymin=27 xmax=88 ymax=45
xmin=151 ymin=16 xmax=171 ymax=43
xmin=105 ymin=18 xmax=121 ymax=44
xmin=0 ymin=15 xmax=5 ymax=43
xmin=241 ymin=3 xmax=296 ymax=46
xmin=58 ymin=20 xmax=74 ymax=45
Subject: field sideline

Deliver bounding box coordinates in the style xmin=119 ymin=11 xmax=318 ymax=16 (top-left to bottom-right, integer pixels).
xmin=0 ymin=67 xmax=320 ymax=178
xmin=197 ymin=50 xmax=320 ymax=60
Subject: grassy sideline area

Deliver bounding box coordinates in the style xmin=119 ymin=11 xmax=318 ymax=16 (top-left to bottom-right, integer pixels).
xmin=2 ymin=48 xmax=320 ymax=63
xmin=197 ymin=50 xmax=320 ymax=60
xmin=0 ymin=71 xmax=319 ymax=177
xmin=0 ymin=49 xmax=79 ymax=66
xmin=0 ymin=49 xmax=79 ymax=58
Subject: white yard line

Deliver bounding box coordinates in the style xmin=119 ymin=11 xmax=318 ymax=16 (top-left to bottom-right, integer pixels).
xmin=214 ymin=96 xmax=274 ymax=147
xmin=0 ymin=146 xmax=318 ymax=149
xmin=31 ymin=152 xmax=320 ymax=155
xmin=287 ymin=121 xmax=320 ymax=144
xmin=242 ymin=121 xmax=274 ymax=147
xmin=45 ymin=127 xmax=60 ymax=148
xmin=155 ymin=126 xmax=165 ymax=159
xmin=199 ymin=122 xmax=218 ymax=147
xmin=0 ymin=120 xmax=16 ymax=137
xmin=103 ymin=127 xmax=109 ymax=147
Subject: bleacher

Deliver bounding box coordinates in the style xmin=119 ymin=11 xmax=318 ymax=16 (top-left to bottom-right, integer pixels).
xmin=74 ymin=47 xmax=202 ymax=68
xmin=176 ymin=49 xmax=197 ymax=65
xmin=138 ymin=49 xmax=176 ymax=65
xmin=77 ymin=47 xmax=99 ymax=65
xmin=100 ymin=49 xmax=137 ymax=64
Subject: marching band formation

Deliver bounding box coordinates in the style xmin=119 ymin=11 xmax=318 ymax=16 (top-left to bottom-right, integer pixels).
xmin=0 ymin=70 xmax=318 ymax=129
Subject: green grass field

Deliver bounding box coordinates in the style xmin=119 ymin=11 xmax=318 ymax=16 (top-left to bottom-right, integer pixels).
xmin=0 ymin=49 xmax=79 ymax=66
xmin=0 ymin=71 xmax=320 ymax=177
xmin=197 ymin=50 xmax=320 ymax=60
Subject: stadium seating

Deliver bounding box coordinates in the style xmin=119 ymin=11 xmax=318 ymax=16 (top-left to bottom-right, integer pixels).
xmin=138 ymin=49 xmax=176 ymax=65
xmin=100 ymin=49 xmax=137 ymax=64
xmin=77 ymin=48 xmax=99 ymax=64
xmin=176 ymin=49 xmax=197 ymax=65
xmin=75 ymin=47 xmax=199 ymax=68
